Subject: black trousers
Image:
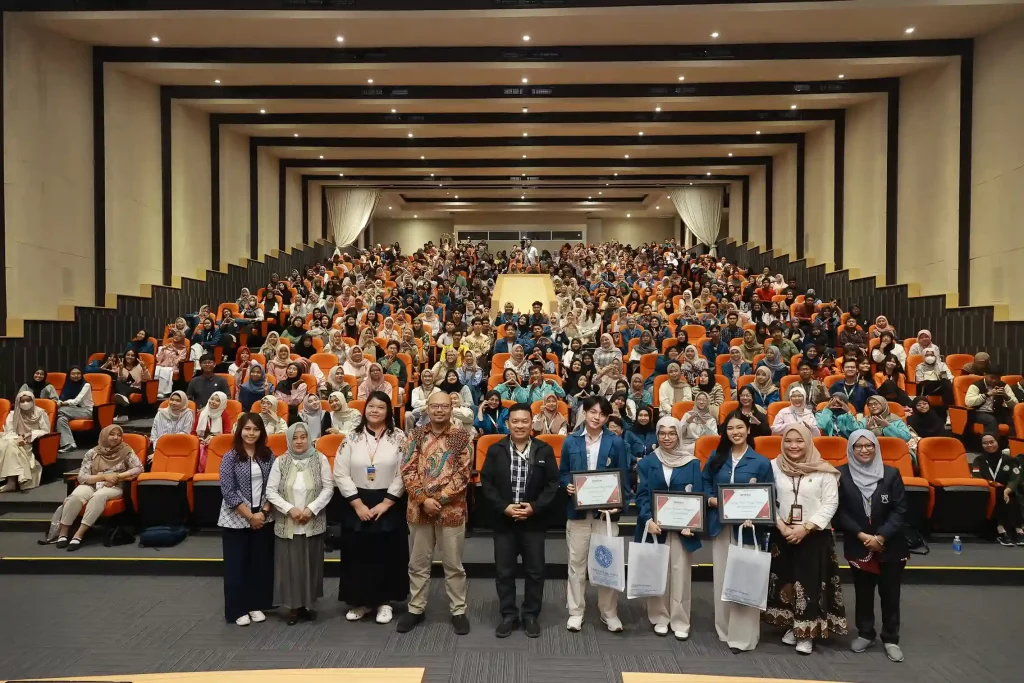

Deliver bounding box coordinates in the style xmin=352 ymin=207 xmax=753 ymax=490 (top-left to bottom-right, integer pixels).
xmin=851 ymin=561 xmax=904 ymax=644
xmin=493 ymin=524 xmax=546 ymax=620
xmin=993 ymin=493 xmax=1024 ymax=533
xmin=917 ymin=379 xmax=954 ymax=418
xmin=222 ymin=525 xmax=275 ymax=622
xmin=113 ymin=380 xmax=140 ymax=416
xmin=974 ymin=410 xmax=1016 ymax=437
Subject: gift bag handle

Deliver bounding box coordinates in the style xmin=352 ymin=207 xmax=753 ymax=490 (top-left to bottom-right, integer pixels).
xmin=601 ymin=509 xmax=613 ymax=537
xmin=639 ymin=520 xmax=662 ymax=545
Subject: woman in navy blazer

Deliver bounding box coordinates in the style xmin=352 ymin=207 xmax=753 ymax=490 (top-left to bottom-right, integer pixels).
xmin=634 ymin=416 xmax=704 ymax=640
xmin=701 ymin=411 xmax=775 ymax=653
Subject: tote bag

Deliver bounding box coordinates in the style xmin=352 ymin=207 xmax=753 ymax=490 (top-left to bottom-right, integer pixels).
xmin=588 ymin=511 xmax=625 ymax=592
xmin=626 ymin=525 xmax=669 ymax=599
xmin=721 ymin=529 xmax=771 ymax=610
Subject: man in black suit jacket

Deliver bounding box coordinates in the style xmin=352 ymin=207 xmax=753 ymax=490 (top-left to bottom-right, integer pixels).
xmin=480 ymin=402 xmax=560 ymax=639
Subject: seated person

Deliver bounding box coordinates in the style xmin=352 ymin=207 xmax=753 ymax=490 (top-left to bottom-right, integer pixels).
xmin=379 ymin=341 xmax=408 ymax=405
xmin=736 ymin=384 xmax=770 ymax=437
xmin=322 ymin=391 xmax=362 ymax=436
xmin=658 ymin=362 xmax=693 ymax=414
xmin=532 ymin=394 xmax=568 ymax=436
xmin=816 ymin=394 xmax=866 ymax=438
xmin=186 ymin=354 xmax=230 ymax=409
xmin=864 ymin=395 xmax=915 ymax=443
xmin=624 ymin=405 xmax=658 ymax=464
xmin=126 ymin=329 xmax=155 ymax=356
xmin=191 ymin=317 xmax=222 ymax=353
xmin=274 ymin=362 xmax=309 ymax=422
xmin=150 ymin=390 xmax=195 ymax=457
xmin=196 ymin=391 xmax=232 ymax=472
xmin=974 ymin=433 xmax=1024 ymax=546
xmin=907 ymin=395 xmax=946 ymax=439
xmin=771 ymin=386 xmax=820 ymax=435
xmin=914 ymin=348 xmax=954 ymax=419
xmin=786 ymin=360 xmax=829 ymax=406
xmin=829 ymin=358 xmax=876 ymax=412
xmin=55 ymin=366 xmax=94 ymax=454
xmin=721 ymin=348 xmax=753 ymax=398
xmin=20 ymin=367 xmax=59 ymax=401
xmin=0 ymin=390 xmax=49 ymax=492
xmin=405 ymin=369 xmax=441 ymax=432
xmin=474 ymin=390 xmax=510 ymax=435
xmin=757 ymin=345 xmax=789 ymax=384
xmin=965 ymin=368 xmax=1018 ymax=435
xmin=749 ymin=366 xmax=780 ymax=409
xmin=679 ymin=391 xmax=719 ymax=458
xmin=513 ymin=363 xmax=566 ymax=404
xmin=259 ymin=395 xmax=288 ymax=435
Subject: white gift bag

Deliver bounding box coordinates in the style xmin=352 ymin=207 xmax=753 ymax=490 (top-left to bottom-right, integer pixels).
xmin=588 ymin=511 xmax=625 ymax=592
xmin=721 ymin=530 xmax=771 ymax=611
xmin=626 ymin=524 xmax=669 ymax=599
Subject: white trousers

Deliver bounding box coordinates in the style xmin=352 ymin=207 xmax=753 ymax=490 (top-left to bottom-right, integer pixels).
xmin=565 ymin=517 xmax=619 ymax=620
xmin=646 ymin=532 xmax=693 ymax=635
xmin=711 ymin=527 xmax=762 ymax=651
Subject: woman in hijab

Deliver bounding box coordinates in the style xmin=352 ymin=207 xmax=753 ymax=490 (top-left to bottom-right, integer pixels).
xmin=750 ymin=366 xmax=779 ymax=409
xmin=259 ymin=331 xmax=283 ymax=360
xmin=438 ymin=369 xmax=474 ymax=409
xmin=730 ymin=330 xmax=757 ymax=366
xmin=914 ymin=348 xmax=954 ymax=419
xmin=342 ymin=314 xmax=361 ymax=341
xmin=758 ymin=345 xmax=788 ymax=384
xmin=532 ymin=394 xmax=568 ymax=436
xmin=695 ymin=368 xmax=724 ymax=412
xmin=357 ymin=328 xmax=379 ymax=362
xmin=680 ymin=391 xmax=720 ymax=457
xmin=680 ymin=345 xmax=708 ymax=385
xmin=474 ymin=390 xmax=510 ymax=436
xmin=871 ymin=316 xmax=897 ymax=340
xmin=420 ymin=304 xmax=441 ymax=337
xmin=259 ymin=395 xmax=288 ymax=435
xmin=816 ymin=394 xmax=866 ymax=438
xmin=658 ymin=361 xmax=693 ymax=415
xmin=298 ymin=394 xmax=325 ymax=443
xmin=906 ymin=395 xmax=945 ymax=440
xmin=267 ymin=344 xmax=293 ymax=383
xmin=0 ymin=390 xmax=49 ymax=491
xmin=864 ymin=396 xmax=914 ymax=442
xmin=266 ymin=422 xmax=334 ymax=625
xmin=321 ymin=365 xmax=353 ymax=402
xmin=239 ymin=364 xmax=273 ymax=411
xmin=457 ymin=350 xmax=485 ymax=404
xmin=20 ymin=367 xmax=59 ymax=400
xmin=50 ymin=425 xmax=143 ymax=550
xmin=197 ymin=391 xmax=231 ymax=472
xmin=594 ymin=333 xmax=625 ymax=397
xmin=55 ymin=366 xmax=93 ymax=454
xmin=504 ymin=344 xmax=532 ymax=383
xmin=324 ymin=329 xmax=350 ymax=365
xmin=229 ymin=348 xmax=254 ymax=398
xmin=275 ymin=363 xmax=309 ymax=420
xmin=627 ymin=373 xmax=652 ymax=411
xmin=323 ymin=391 xmax=362 ymax=436
xmin=635 ymin=416 xmax=704 ymax=640
xmin=358 ymin=363 xmax=393 ymax=402
xmin=406 ymin=368 xmax=442 ymax=431
xmin=908 ymin=329 xmax=941 ymax=359
xmin=771 ymin=386 xmax=820 ymax=435
xmin=764 ymin=423 xmax=847 ymax=654
xmin=834 ymin=429 xmax=908 ymax=662
xmin=342 ymin=345 xmax=372 ymax=382
xmin=236 ymin=287 xmax=252 ymax=309
xmin=628 ymin=330 xmax=658 ymax=376
xmin=150 ymin=390 xmax=195 ymax=454
xmin=294 ymin=334 xmax=317 ymax=360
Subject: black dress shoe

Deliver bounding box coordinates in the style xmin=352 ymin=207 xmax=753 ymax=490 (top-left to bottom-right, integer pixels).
xmin=495 ymin=618 xmax=518 ymax=638
xmin=452 ymin=614 xmax=471 ymax=635
xmin=286 ymin=610 xmax=300 ymax=626
xmin=523 ymin=618 xmax=541 ymax=638
xmin=300 ymin=607 xmax=317 ymax=622
xmin=396 ymin=611 xmax=424 ymax=633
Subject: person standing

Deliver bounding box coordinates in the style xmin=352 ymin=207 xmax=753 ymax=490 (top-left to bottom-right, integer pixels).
xmin=334 ymin=391 xmax=410 ymax=625
xmin=635 ymin=416 xmax=704 ymax=640
xmin=479 ymin=403 xmax=560 ymax=638
xmin=398 ymin=392 xmax=473 ymax=635
xmin=559 ymin=395 xmax=630 ymax=633
xmin=218 ymin=413 xmax=276 ymax=626
xmin=835 ymin=429 xmax=908 ymax=663
xmin=266 ymin=422 xmax=334 ymax=625
xmin=763 ymin=423 xmax=847 ymax=654
xmin=702 ymin=412 xmax=774 ymax=652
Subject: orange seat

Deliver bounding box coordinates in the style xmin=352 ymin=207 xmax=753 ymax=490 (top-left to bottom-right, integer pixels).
xmin=737 ymin=375 xmax=755 ymax=391
xmin=918 ymin=436 xmax=993 ymax=531
xmin=766 ymin=401 xmax=790 ymax=426
xmin=249 ymin=399 xmax=290 ymax=421
xmin=474 ymin=434 xmax=504 ymax=483
xmin=536 ymin=434 xmax=565 ymax=466
xmin=639 ymin=353 xmax=658 ymax=380
xmin=694 ymin=435 xmax=719 ymax=464
xmin=944 ymin=354 xmax=974 ymax=378
xmin=268 ymin=433 xmax=289 ymax=456
xmin=316 ymin=433 xmax=346 ymax=470
xmin=74 ymin=433 xmax=149 ymax=520
xmin=671 ymin=401 xmax=694 ymax=420
xmin=814 ymin=436 xmax=849 ymax=468
xmin=948 ymin=374 xmax=1008 ymax=436
xmin=717 ymin=401 xmax=739 ymax=423
xmin=136 ymin=433 xmax=200 ymax=522
xmin=69 ymin=374 xmax=115 ymax=434
xmin=31 ymin=399 xmax=61 ymax=470
xmin=878 ymin=436 xmax=931 ymax=528
xmin=1011 ymin=403 xmax=1024 ymax=458
xmin=491 ymin=353 xmax=511 ymax=376
xmin=0 ymin=398 xmax=9 ymax=429
xmin=779 ymin=375 xmax=800 ymax=397
xmin=530 ymin=400 xmax=569 ymax=420
xmin=753 ymin=435 xmax=782 ymax=459
xmin=215 ymin=373 xmax=237 ymax=400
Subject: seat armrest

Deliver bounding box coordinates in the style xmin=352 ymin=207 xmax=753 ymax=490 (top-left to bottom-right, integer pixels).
xmin=32 ymin=433 xmax=61 ymax=468
xmin=142 ymin=380 xmax=160 ymax=405
xmin=93 ymin=403 xmax=116 ymax=429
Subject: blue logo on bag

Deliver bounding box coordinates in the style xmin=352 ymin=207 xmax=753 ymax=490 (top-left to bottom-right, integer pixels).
xmin=594 ymin=545 xmax=613 ymax=568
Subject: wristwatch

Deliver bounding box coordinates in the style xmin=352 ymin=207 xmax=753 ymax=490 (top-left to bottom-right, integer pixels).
xmin=802 ymin=522 xmax=816 ymax=532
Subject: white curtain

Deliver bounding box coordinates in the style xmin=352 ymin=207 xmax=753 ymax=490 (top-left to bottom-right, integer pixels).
xmin=666 ymin=186 xmax=723 ymax=256
xmin=325 ymin=188 xmax=380 ymax=247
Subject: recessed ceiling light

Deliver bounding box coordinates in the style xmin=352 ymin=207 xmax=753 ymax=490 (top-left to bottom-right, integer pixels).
xmin=521 ymin=195 xmax=525 ymax=199
xmin=728 ymin=153 xmax=733 ymax=157
xmin=522 ymin=106 xmax=528 ymax=113
xmin=710 ymin=31 xmax=720 ymax=39
xmin=588 ymin=196 xmax=593 ymax=199
xmin=391 ymin=108 xmax=397 ymax=113
xmin=293 ymin=133 xmax=299 ymax=137
xmin=522 ymin=132 xmax=528 ymax=137
xmin=627 ymin=213 xmax=632 ymax=218
xmin=678 ymin=76 xmax=685 ymax=81
xmin=430 ymin=173 xmax=434 ymax=176
xmin=367 ymin=78 xmax=374 ymax=84
xmin=638 ymin=131 xmax=644 ymax=136
xmin=339 ymin=173 xmax=344 ymax=177
xmin=420 ymin=155 xmax=425 ymax=160
xmin=414 ymin=214 xmax=418 ymax=218
xmin=319 ymin=155 xmax=324 ymax=159
xmin=905 ymin=26 xmax=915 ymax=34
xmin=523 ymin=35 xmax=531 ymax=42
xmin=455 ymin=195 xmax=458 ymax=198
xmin=614 ymin=173 xmax=618 ymax=176
xmin=756 ymin=130 xmax=761 ymax=135
xmin=522 ymin=154 xmax=527 ymax=158
xmin=408 ymin=133 xmax=414 ymax=138
xmin=606 ymin=183 xmax=610 ymax=186
xmin=150 ymin=36 xmax=160 ymax=43
xmin=690 ymin=182 xmax=694 ymax=185
xmin=521 ymin=77 xmax=529 ymax=84
xmin=706 ymin=172 xmax=711 ymax=176
xmin=624 ymin=154 xmax=630 ymax=159
xmin=259 ymin=109 xmax=266 ymax=114
xmin=656 ymin=206 xmax=660 ymax=210
xmin=599 ymin=191 xmax=602 ymax=194
xmin=336 ymin=35 xmax=344 ymax=43
xmin=790 ymin=104 xmax=798 ymax=110
xmin=838 ymin=74 xmax=845 ymax=79
xmin=655 ymin=106 xmax=662 ymax=112
xmin=388 ymin=206 xmax=392 ymax=210
xmin=214 ymin=79 xmax=221 ymax=84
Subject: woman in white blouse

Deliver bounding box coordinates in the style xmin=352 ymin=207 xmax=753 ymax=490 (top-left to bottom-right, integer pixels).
xmin=770 ymin=386 xmax=821 ymax=436
xmin=763 ymin=423 xmax=848 ymax=655
xmin=332 ymin=391 xmax=409 ymax=626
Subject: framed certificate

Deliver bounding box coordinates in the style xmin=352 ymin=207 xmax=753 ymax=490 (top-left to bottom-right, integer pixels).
xmin=571 ymin=470 xmax=623 ymax=511
xmin=718 ymin=483 xmax=776 ymax=525
xmin=652 ymin=491 xmax=705 ymax=532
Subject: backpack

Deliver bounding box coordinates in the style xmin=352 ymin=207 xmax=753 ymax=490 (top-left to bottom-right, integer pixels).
xmin=105 ymin=525 xmax=136 ymax=547
xmin=138 ymin=525 xmax=189 ymax=548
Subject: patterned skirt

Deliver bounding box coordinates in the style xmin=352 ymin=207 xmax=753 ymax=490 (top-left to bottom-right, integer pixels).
xmin=763 ymin=528 xmax=848 ymax=639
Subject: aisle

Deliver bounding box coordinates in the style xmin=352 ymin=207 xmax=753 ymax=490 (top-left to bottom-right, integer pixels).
xmin=491 ymin=274 xmax=558 ymax=317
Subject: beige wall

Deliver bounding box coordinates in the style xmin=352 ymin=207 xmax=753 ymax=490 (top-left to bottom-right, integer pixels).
xmin=748 ymin=167 xmax=767 ymax=248
xmin=4 ymin=17 xmax=93 ymax=320
xmin=170 ymin=101 xmax=211 ymax=282
xmin=803 ymin=123 xmax=835 ymax=268
xmin=843 ymin=96 xmax=888 ymax=281
xmin=971 ymin=15 xmax=1024 ymax=319
xmin=772 ymin=145 xmax=798 ymax=258
xmin=308 ymin=181 xmax=324 ymax=245
xmin=284 ymin=168 xmax=303 ymax=249
xmin=598 ymin=216 xmax=675 ymax=245
xmin=220 ymin=128 xmax=250 ymax=268
xmin=373 ymin=217 xmax=455 ymax=253
xmin=897 ymin=59 xmax=961 ymax=298
xmin=105 ymin=67 xmax=162 ymax=297
xmin=727 ymin=181 xmax=744 ymax=242
xmin=256 ymin=148 xmax=279 ymax=258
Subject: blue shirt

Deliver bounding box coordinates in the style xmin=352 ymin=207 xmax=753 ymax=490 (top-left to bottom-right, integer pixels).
xmin=701 ymin=446 xmax=775 ymax=542
xmin=559 ymin=427 xmax=630 ymax=520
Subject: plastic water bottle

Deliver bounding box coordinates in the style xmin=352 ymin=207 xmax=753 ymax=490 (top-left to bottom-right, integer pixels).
xmin=953 ymin=535 xmax=963 ymax=555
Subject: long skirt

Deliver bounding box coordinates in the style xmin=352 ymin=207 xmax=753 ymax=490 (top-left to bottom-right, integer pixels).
xmin=273 ymin=533 xmax=325 ymax=610
xmin=0 ymin=436 xmax=42 ymax=490
xmin=763 ymin=528 xmax=848 ymax=640
xmin=337 ymin=526 xmax=410 ymax=608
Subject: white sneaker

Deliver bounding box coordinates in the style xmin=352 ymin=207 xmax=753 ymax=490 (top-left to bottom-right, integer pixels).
xmin=796 ymin=638 xmax=813 ymax=655
xmin=673 ymin=630 xmax=688 ymax=641
xmin=113 ymin=415 xmax=129 ymax=424
xmin=566 ymin=615 xmax=583 ymax=632
xmin=653 ymin=623 xmax=669 ymax=636
xmin=347 ymin=606 xmax=370 ymax=621
xmin=601 ymin=616 xmax=624 ymax=633
xmin=376 ymin=605 xmax=394 ymax=624
xmin=235 ymin=614 xmax=251 ymax=626
xmin=782 ymin=629 xmax=797 ymax=645
xmin=248 ymin=610 xmax=266 ymax=623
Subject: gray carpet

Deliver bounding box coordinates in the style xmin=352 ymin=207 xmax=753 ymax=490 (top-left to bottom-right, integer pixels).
xmin=0 ymin=576 xmax=1018 ymax=683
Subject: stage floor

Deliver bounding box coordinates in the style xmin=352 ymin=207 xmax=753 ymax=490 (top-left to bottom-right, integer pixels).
xmin=1 ymin=576 xmax=1020 ymax=683
xmin=491 ymin=273 xmax=558 ymax=319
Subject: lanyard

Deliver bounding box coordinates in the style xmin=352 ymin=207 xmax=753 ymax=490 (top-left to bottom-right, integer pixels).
xmin=988 ymin=457 xmax=1004 ymax=481
xmin=790 ymin=475 xmax=803 ymax=502
xmin=842 ymin=383 xmax=856 ymax=400
xmin=365 ymin=428 xmax=386 ymax=467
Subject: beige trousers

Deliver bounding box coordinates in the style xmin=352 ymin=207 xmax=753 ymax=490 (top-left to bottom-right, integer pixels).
xmin=711 ymin=527 xmax=762 ymax=651
xmin=565 ymin=517 xmax=620 ymax=620
xmin=60 ymin=484 xmax=123 ymax=527
xmin=407 ymin=521 xmax=467 ymax=616
xmin=646 ymin=532 xmax=693 ymax=635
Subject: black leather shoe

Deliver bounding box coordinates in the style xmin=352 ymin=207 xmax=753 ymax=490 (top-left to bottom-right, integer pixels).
xmin=523 ymin=618 xmax=541 ymax=638
xmin=396 ymin=611 xmax=424 ymax=633
xmin=452 ymin=614 xmax=471 ymax=635
xmin=301 ymin=607 xmax=317 ymax=622
xmin=286 ymin=610 xmax=300 ymax=626
xmin=495 ymin=618 xmax=518 ymax=638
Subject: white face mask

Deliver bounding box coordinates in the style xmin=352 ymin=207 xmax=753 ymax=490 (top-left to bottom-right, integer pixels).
xmin=19 ymin=400 xmax=33 ymax=409
xmin=924 ymin=355 xmax=936 ymax=365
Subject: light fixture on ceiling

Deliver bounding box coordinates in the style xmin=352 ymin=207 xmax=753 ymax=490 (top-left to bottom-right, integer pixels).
xmin=407 ymin=133 xmax=414 ymax=138
xmin=391 ymin=108 xmax=397 ymax=113
xmin=214 ymin=79 xmax=221 ymax=84
xmin=414 ymin=214 xmax=418 ymax=218
xmin=339 ymin=173 xmax=344 ymax=177
xmin=728 ymin=152 xmax=733 ymax=157
xmin=522 ymin=132 xmax=528 ymax=137
xmin=454 ymin=195 xmax=458 ymax=198
xmin=522 ymin=106 xmax=528 ymax=113
xmin=710 ymin=31 xmax=719 ymax=39
xmin=420 ymin=155 xmax=425 ymax=160
xmin=259 ymin=109 xmax=266 ymax=114
xmin=588 ymin=196 xmax=592 ymax=199
xmin=656 ymin=205 xmax=660 ymax=210
xmin=677 ymin=76 xmax=685 ymax=81
xmin=521 ymin=77 xmax=529 ymax=84
xmin=624 ymin=154 xmax=630 ymax=159
xmin=790 ymin=104 xmax=798 ymax=110
xmin=319 ymin=155 xmax=324 ymax=159
xmin=614 ymin=173 xmax=618 ymax=176
xmin=293 ymin=133 xmax=299 ymax=137
xmin=905 ymin=26 xmax=915 ymax=34
xmin=598 ymin=191 xmax=602 ymax=194
xmin=336 ymin=35 xmax=344 ymax=43
xmin=388 ymin=206 xmax=392 ymax=210
xmin=627 ymin=213 xmax=632 ymax=218
xmin=638 ymin=131 xmax=644 ymax=136
xmin=756 ymin=130 xmax=761 ymax=135
xmin=522 ymin=154 xmax=527 ymax=158
xmin=150 ymin=36 xmax=160 ymax=43
xmin=522 ymin=34 xmax=531 ymax=42
xmin=838 ymin=74 xmax=845 ymax=79
xmin=690 ymin=182 xmax=694 ymax=185
xmin=367 ymin=78 xmax=374 ymax=84
xmin=430 ymin=173 xmax=435 ymax=176
xmin=706 ymin=172 xmax=711 ymax=176
xmin=521 ymin=195 xmax=525 ymax=199
xmin=655 ymin=106 xmax=662 ymax=112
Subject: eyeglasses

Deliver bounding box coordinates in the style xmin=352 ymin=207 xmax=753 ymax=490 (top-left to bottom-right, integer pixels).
xmin=852 ymin=444 xmax=876 ymax=452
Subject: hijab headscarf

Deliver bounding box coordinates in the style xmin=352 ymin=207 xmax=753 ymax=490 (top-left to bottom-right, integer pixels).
xmin=242 ymin=363 xmax=269 ymax=394
xmin=740 ymin=329 xmax=761 ymax=362
xmin=196 ymin=391 xmax=227 ymax=435
xmin=90 ymin=425 xmax=136 ymax=474
xmin=907 ymin=395 xmax=944 ymax=437
xmin=654 ymin=416 xmax=694 ymax=468
xmin=688 ymin=391 xmax=714 ymax=420
xmin=360 ymin=363 xmax=388 ymax=395
xmin=438 ymin=370 xmax=464 ymax=394
xmin=259 ymin=395 xmax=287 ymax=434
xmin=285 ymin=422 xmax=318 ymax=461
xmin=845 ymin=429 xmax=884 ymax=515
xmin=295 ymin=334 xmax=316 ymax=359
xmin=328 ymin=391 xmax=362 ymax=434
xmin=12 ymin=390 xmax=47 ymax=438
xmin=635 ymin=331 xmax=657 ymax=356
xmin=763 ymin=345 xmax=785 ymax=371
xmin=58 ymin=366 xmax=87 ymax=402
xmin=865 ymin=395 xmax=897 ymax=434
xmin=776 ymin=423 xmax=839 ymax=477
xmin=533 ymin=397 xmax=567 ymax=435
xmin=343 ymin=347 xmax=371 ymax=379
xmin=752 ymin=366 xmax=777 ymax=397
xmin=788 ymin=385 xmax=811 ymax=415
xmin=300 ymin=394 xmax=324 ymax=441
xmin=260 ymin=331 xmax=282 ymax=358
xmin=158 ymin=390 xmax=190 ymax=421
xmin=23 ymin=368 xmax=49 ymax=398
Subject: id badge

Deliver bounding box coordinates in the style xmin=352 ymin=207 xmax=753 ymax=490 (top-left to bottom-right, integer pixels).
xmin=366 ymin=466 xmax=376 ymax=482
xmin=789 ymin=504 xmax=803 ymax=524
